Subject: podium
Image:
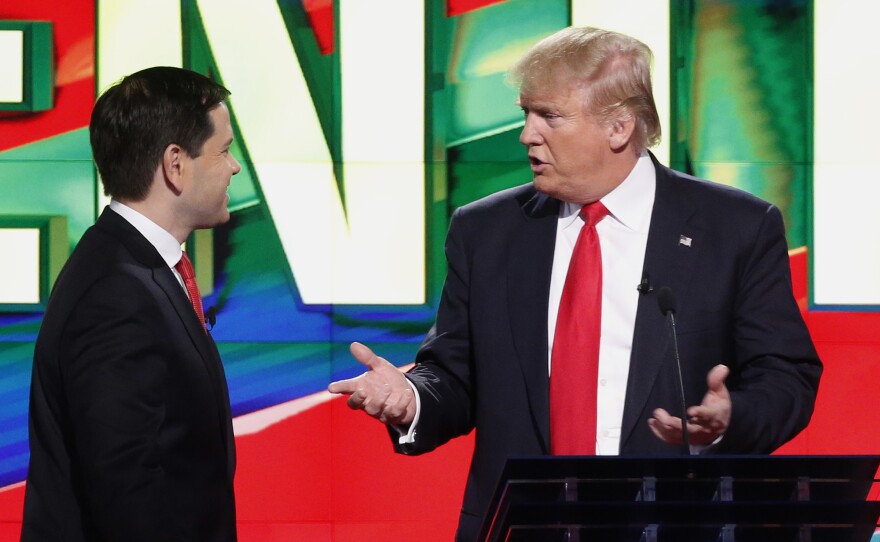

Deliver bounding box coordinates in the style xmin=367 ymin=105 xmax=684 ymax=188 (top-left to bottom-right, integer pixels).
xmin=479 ymin=455 xmax=880 ymax=542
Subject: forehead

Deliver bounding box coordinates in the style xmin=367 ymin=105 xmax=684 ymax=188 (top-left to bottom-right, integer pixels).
xmin=206 ymin=103 xmax=232 ymax=139
xmin=519 ymin=85 xmax=585 ymax=110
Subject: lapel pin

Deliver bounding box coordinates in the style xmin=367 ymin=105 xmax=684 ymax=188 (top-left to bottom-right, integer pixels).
xmin=679 ymin=235 xmax=692 ymax=247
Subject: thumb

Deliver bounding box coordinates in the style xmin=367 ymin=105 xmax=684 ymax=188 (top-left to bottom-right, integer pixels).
xmin=350 ymin=341 xmax=382 ymax=371
xmin=707 ymin=364 xmax=730 ymax=392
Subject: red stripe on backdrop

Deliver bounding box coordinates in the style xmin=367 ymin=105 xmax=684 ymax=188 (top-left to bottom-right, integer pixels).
xmin=0 ymin=0 xmax=95 ymax=152
xmin=0 ymin=396 xmax=474 ymax=542
xmin=447 ymin=0 xmax=508 ymax=17
xmin=302 ymin=0 xmax=334 ymax=55
xmin=0 ymin=482 xmax=25 ymax=541
xmin=776 ymin=248 xmax=880 ymax=455
xmin=234 ymin=394 xmax=472 ymax=541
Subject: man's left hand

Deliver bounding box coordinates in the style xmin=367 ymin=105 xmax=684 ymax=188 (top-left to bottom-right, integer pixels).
xmin=648 ymin=364 xmax=731 ymax=446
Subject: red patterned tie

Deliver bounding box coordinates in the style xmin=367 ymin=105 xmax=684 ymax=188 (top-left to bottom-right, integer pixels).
xmin=175 ymin=252 xmax=206 ymax=332
xmin=550 ymin=201 xmax=608 ymax=455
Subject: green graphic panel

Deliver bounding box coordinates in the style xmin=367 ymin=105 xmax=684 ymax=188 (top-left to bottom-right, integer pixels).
xmin=433 ymin=0 xmax=568 ymax=251
xmin=672 ymin=1 xmax=811 ymax=247
xmin=0 ymin=129 xmax=95 ymax=252
xmin=443 ymin=1 xmax=567 ymax=145
xmin=0 ymin=21 xmax=53 ymax=112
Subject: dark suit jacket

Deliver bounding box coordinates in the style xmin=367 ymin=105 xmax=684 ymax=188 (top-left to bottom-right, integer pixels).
xmin=22 ymin=208 xmax=237 ymax=541
xmin=397 ymin=157 xmax=822 ymax=541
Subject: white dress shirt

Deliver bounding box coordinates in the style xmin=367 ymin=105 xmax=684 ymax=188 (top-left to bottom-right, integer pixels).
xmin=108 ymin=200 xmax=188 ymax=292
xmin=399 ymin=153 xmax=656 ymax=449
xmin=547 ymin=152 xmax=656 ymax=454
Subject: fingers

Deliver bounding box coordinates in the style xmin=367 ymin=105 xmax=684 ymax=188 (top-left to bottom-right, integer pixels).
xmin=378 ymin=387 xmax=416 ymax=425
xmin=327 ymin=376 xmax=359 ymax=395
xmin=327 ymin=342 xmax=390 ymax=394
xmin=345 ymin=379 xmax=415 ymax=424
xmin=687 ymin=406 xmax=727 ymax=434
xmin=682 ymin=364 xmax=731 ymax=439
xmin=687 ymin=395 xmax=731 ymax=437
xmin=648 ymin=408 xmax=685 ymax=445
xmin=649 ymin=366 xmax=734 ymax=446
xmin=352 ymin=380 xmax=392 ymax=416
xmin=651 ymin=407 xmax=676 ymax=427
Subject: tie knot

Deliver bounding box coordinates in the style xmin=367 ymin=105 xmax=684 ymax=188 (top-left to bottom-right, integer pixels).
xmin=580 ymin=201 xmax=608 ymax=228
xmin=175 ymin=252 xmax=196 ymax=281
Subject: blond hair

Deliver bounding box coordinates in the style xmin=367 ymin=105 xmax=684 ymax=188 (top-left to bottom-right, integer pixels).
xmin=509 ymin=27 xmax=661 ymax=151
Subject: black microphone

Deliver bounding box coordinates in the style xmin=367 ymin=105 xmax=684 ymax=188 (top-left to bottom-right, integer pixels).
xmin=657 ymin=287 xmax=676 ymax=315
xmin=205 ymin=306 xmax=217 ymax=331
xmin=657 ymin=287 xmax=691 ymax=454
xmin=637 ymin=272 xmax=652 ymax=294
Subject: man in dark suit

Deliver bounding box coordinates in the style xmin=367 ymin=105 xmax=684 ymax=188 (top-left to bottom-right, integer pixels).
xmin=328 ymin=27 xmax=822 ymax=541
xmin=22 ymin=66 xmax=241 ymax=541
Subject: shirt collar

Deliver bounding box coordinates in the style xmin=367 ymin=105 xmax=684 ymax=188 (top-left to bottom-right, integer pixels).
xmin=109 ymin=200 xmax=183 ymax=268
xmin=559 ymin=151 xmax=656 ymax=233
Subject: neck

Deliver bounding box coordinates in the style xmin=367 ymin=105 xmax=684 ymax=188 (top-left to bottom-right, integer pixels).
xmin=591 ymin=150 xmax=640 ymax=201
xmin=118 ymin=198 xmax=191 ymax=244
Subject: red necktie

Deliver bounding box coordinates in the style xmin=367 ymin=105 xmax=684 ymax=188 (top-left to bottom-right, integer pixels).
xmin=550 ymin=201 xmax=608 ymax=455
xmin=175 ymin=252 xmax=206 ymax=331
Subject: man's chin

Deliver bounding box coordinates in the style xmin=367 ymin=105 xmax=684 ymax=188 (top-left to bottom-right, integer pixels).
xmin=532 ymin=176 xmax=560 ymax=199
xmin=196 ymin=211 xmax=231 ymax=230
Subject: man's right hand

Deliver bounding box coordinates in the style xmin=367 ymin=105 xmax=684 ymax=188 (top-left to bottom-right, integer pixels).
xmin=327 ymin=342 xmax=416 ymax=426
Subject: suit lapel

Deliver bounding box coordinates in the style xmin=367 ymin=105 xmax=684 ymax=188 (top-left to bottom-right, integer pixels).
xmin=620 ymin=159 xmax=703 ymax=450
xmin=153 ymin=265 xmax=235 ymax=465
xmin=151 ymin=265 xmax=220 ymax=368
xmin=507 ymin=191 xmax=559 ymax=453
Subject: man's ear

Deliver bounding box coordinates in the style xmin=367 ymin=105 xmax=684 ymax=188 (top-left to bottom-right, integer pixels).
xmin=162 ymin=143 xmax=185 ymax=194
xmin=608 ymin=116 xmax=636 ymax=152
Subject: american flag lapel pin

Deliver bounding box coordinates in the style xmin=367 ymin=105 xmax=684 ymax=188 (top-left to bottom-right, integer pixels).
xmin=679 ymin=235 xmax=692 ymax=247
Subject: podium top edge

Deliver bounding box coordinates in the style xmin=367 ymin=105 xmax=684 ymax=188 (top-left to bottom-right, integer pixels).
xmin=499 ymin=455 xmax=880 ymax=480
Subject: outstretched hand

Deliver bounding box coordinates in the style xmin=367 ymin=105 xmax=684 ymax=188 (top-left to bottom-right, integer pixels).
xmin=648 ymin=364 xmax=731 ymax=446
xmin=327 ymin=342 xmax=416 ymax=426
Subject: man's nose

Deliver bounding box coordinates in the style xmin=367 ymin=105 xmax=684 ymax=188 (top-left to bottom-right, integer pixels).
xmin=519 ymin=115 xmax=542 ymax=146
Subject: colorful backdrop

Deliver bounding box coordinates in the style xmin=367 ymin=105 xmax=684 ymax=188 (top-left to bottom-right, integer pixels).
xmin=1 ymin=1 xmax=879 ymax=540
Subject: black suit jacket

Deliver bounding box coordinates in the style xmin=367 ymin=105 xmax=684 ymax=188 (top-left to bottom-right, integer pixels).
xmin=398 ymin=157 xmax=822 ymax=541
xmin=22 ymin=208 xmax=236 ymax=541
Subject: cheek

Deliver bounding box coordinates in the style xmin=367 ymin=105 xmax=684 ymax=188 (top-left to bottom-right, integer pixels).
xmin=570 ymin=141 xmax=598 ymax=166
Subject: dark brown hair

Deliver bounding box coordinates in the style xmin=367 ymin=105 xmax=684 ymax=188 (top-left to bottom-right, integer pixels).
xmin=89 ymin=66 xmax=231 ymax=201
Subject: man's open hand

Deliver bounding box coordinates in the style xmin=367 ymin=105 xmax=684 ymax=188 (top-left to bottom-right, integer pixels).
xmin=327 ymin=342 xmax=416 ymax=426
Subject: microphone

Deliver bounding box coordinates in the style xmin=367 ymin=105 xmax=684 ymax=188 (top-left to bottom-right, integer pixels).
xmin=657 ymin=287 xmax=691 ymax=454
xmin=657 ymin=287 xmax=676 ymax=315
xmin=205 ymin=306 xmax=217 ymax=331
xmin=637 ymin=272 xmax=652 ymax=294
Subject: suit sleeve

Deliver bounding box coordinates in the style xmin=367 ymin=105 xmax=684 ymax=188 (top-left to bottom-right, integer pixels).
xmin=712 ymin=204 xmax=822 ymax=453
xmin=61 ymin=273 xmax=175 ymax=541
xmin=395 ymin=207 xmax=477 ymax=454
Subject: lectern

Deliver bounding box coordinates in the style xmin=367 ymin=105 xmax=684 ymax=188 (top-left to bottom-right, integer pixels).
xmin=479 ymin=455 xmax=880 ymax=542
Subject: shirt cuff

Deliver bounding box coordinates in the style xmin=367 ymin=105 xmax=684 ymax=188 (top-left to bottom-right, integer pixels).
xmin=394 ymin=378 xmax=421 ymax=445
xmin=693 ymin=433 xmax=724 ymax=454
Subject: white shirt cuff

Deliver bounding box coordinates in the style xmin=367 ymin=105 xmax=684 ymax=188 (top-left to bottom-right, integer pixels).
xmin=395 ymin=378 xmax=421 ymax=445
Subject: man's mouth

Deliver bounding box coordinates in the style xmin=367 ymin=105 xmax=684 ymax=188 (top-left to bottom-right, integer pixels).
xmin=529 ymin=156 xmax=548 ymax=173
